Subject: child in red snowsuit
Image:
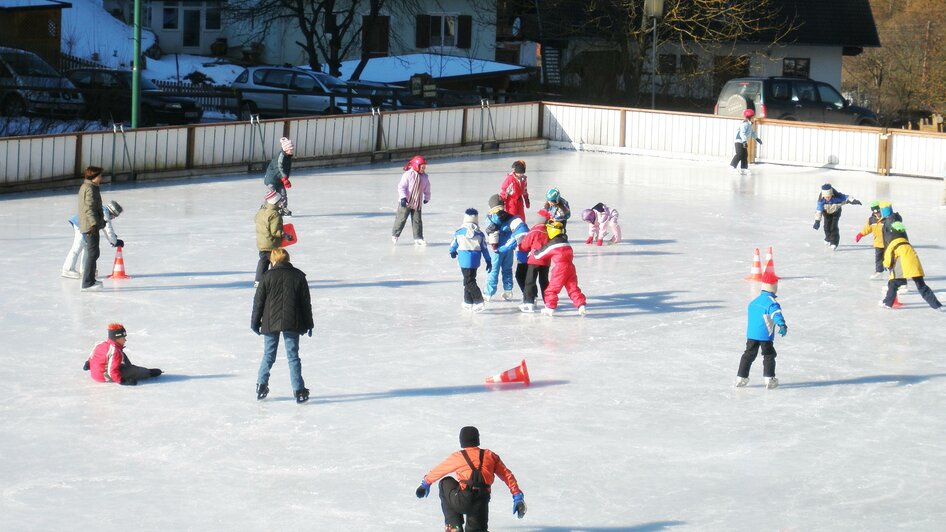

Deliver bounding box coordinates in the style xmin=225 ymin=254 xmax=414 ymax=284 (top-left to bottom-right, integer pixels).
xmin=83 ymin=323 xmax=162 ymax=385
xmin=499 ymin=160 xmax=530 ymax=221
xmin=532 ymin=221 xmax=587 ymax=316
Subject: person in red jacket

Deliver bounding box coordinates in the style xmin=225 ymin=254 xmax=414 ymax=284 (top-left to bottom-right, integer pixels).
xmin=533 ymin=221 xmax=587 ymax=316
xmin=518 ymin=213 xmax=551 ymax=313
xmin=499 ymin=160 xmax=530 ymax=221
xmin=83 ymin=323 xmax=162 ymax=385
xmin=415 ymin=426 xmax=526 ymax=532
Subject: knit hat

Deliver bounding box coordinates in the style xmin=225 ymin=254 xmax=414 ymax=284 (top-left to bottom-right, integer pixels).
xmin=821 ymin=184 xmax=833 ymax=197
xmin=459 ymin=426 xmax=480 ymax=448
xmin=760 ymin=270 xmax=779 ymax=294
xmin=107 ymin=323 xmax=127 ymax=341
xmin=265 ymin=189 xmax=282 ymax=204
xmin=512 ymin=160 xmax=526 ymax=174
xmin=280 ymin=137 xmax=294 ymax=153
xmin=869 ymin=201 xmax=880 ymax=211
xmin=891 ymin=221 xmax=906 ymax=233
xmin=463 ymin=208 xmax=479 ymax=225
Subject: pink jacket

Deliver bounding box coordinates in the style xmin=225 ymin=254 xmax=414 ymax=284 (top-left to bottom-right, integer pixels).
xmin=398 ymin=169 xmax=431 ymax=209
xmin=87 ymin=339 xmax=124 ymax=383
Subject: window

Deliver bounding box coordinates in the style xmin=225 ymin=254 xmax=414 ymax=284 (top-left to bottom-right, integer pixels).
xmin=261 ymin=69 xmax=293 ymax=88
xmin=817 ymin=83 xmax=845 ymax=108
xmin=658 ymin=54 xmax=677 ymax=74
xmin=681 ymin=55 xmax=699 ymax=74
xmin=416 ymin=14 xmax=472 ymax=49
xmin=770 ymin=81 xmax=791 ymax=101
xmin=430 ymin=15 xmax=457 ymax=47
xmin=290 ymin=74 xmax=317 ymax=92
xmin=252 ymin=69 xmax=266 ymax=84
xmin=162 ymin=7 xmax=179 ymax=30
xmin=234 ymin=69 xmax=249 ymax=84
xmin=783 ymin=58 xmax=810 ymax=78
xmin=206 ymin=5 xmax=221 ymax=30
xmin=792 ymin=80 xmax=817 ymax=102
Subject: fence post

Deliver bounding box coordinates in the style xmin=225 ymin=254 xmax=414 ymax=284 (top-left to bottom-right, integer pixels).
xmin=619 ymin=109 xmax=626 ymax=148
xmin=185 ymin=126 xmax=195 ymax=169
xmin=74 ymin=133 xmax=83 ymax=178
xmin=461 ymin=107 xmax=468 ymax=145
xmin=537 ymin=102 xmax=545 ymax=139
xmin=878 ymin=130 xmax=891 ymax=175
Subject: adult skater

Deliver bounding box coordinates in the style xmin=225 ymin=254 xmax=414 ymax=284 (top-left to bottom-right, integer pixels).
xmin=735 ymin=269 xmax=786 ymax=389
xmin=255 ymin=190 xmax=292 ymax=286
xmin=532 ymin=220 xmax=587 ymax=316
xmin=730 ymin=109 xmax=762 ymax=175
xmin=251 ymin=248 xmax=313 ymax=403
xmin=415 ymin=426 xmax=526 ymax=532
xmin=813 ymin=183 xmax=861 ymax=250
xmin=581 ymin=202 xmax=622 ymax=246
xmin=62 ymin=200 xmax=123 ymax=279
xmin=263 ymin=137 xmax=294 ymax=216
xmin=392 ymin=155 xmax=431 ymax=246
xmin=77 ymin=166 xmax=106 ymax=291
xmin=83 ymin=323 xmax=162 ymax=385
xmin=484 ymin=195 xmax=528 ymax=302
xmin=448 ymin=208 xmax=492 ymax=312
xmin=499 ymin=159 xmax=530 ymax=221
xmin=881 ymin=222 xmax=943 ymax=311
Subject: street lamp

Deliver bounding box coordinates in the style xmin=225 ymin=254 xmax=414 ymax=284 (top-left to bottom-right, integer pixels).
xmin=644 ymin=0 xmax=665 ymax=110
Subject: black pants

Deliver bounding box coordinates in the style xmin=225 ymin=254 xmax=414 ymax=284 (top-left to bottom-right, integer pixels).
xmin=120 ymin=354 xmax=159 ymax=382
xmin=822 ymin=210 xmax=841 ymax=247
xmin=439 ymin=477 xmax=490 ymax=532
xmin=81 ymin=230 xmax=101 ymax=288
xmin=737 ymin=339 xmax=777 ymax=378
xmin=255 ymin=250 xmax=272 ymax=282
xmin=884 ymin=277 xmax=942 ymax=309
xmin=522 ymin=264 xmax=549 ymax=304
xmin=730 ymin=142 xmax=748 ymax=169
xmin=873 ymin=248 xmax=884 ymax=273
xmin=515 ymin=262 xmax=529 ymax=293
xmin=461 ymin=268 xmax=484 ymax=304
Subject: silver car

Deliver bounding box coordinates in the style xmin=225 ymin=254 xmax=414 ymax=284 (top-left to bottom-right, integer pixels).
xmin=230 ymin=66 xmax=371 ymax=119
xmin=0 ymin=46 xmax=84 ymax=117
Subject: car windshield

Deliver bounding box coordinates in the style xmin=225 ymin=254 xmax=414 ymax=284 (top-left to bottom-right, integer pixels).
xmin=116 ymin=72 xmax=159 ymax=90
xmin=315 ymin=73 xmax=358 ymax=94
xmin=1 ymin=53 xmax=59 ymax=77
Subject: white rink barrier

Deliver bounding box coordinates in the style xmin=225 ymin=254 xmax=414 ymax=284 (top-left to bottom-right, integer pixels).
xmin=2 ymin=101 xmax=944 ymax=189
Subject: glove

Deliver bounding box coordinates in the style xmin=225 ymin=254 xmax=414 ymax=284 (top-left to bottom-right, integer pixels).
xmin=813 ymin=220 xmax=821 ymax=230
xmin=82 ymin=360 xmax=90 ymax=371
xmin=281 ymin=176 xmax=292 ymax=189
xmin=513 ymin=492 xmax=526 ymax=518
xmin=399 ymin=198 xmax=407 ymax=208
xmin=113 ymin=239 xmax=125 ymax=248
xmin=756 ymin=138 xmax=762 ymax=145
xmin=486 ymin=262 xmax=492 ymax=273
xmin=777 ymin=324 xmax=788 ymax=337
xmin=485 ymin=223 xmax=497 ymax=234
xmin=585 ymin=236 xmax=593 ymax=244
xmin=120 ymin=379 xmax=137 ymax=386
xmin=450 ymin=251 xmax=457 ymax=259
xmin=855 ymin=232 xmax=863 ymax=243
xmin=307 ymin=329 xmax=312 ymax=337
xmin=252 ymin=325 xmax=261 ymax=335
xmin=284 ymin=233 xmax=294 ymax=242
xmin=850 ymin=199 xmax=862 ymax=205
xmin=524 ymin=198 xmax=531 ymax=208
xmin=415 ymin=480 xmax=430 ymax=498
xmin=423 ymin=199 xmax=428 ymax=204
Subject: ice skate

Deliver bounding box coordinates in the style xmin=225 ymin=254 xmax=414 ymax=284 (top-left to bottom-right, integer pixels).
xmin=414 ymin=238 xmax=426 ymax=246
xmin=741 ymin=168 xmax=752 ymax=176
xmin=734 ymin=377 xmax=749 ymax=387
xmin=81 ymin=281 xmax=103 ymax=292
xmin=870 ymin=272 xmax=884 ymax=280
xmin=878 ymin=300 xmax=893 ymax=309
xmin=830 ymin=244 xmax=837 ymax=251
xmin=502 ymin=291 xmax=514 ymax=301
xmin=294 ymin=388 xmax=310 ymax=404
xmin=541 ymin=307 xmax=555 ymax=316
xmin=729 ymin=166 xmax=740 ymax=175
xmin=519 ymin=303 xmax=535 ymax=313
xmin=279 ymin=208 xmax=292 ymax=217
xmin=472 ymin=302 xmax=485 ymax=313
xmin=149 ymin=369 xmax=162 ymax=377
xmin=391 ymin=235 xmax=398 ymax=244
xmin=256 ymin=383 xmax=269 ymax=400
xmin=765 ymin=377 xmax=779 ymax=389
xmin=61 ymin=269 xmax=80 ymax=279
xmin=578 ymin=305 xmax=587 ymax=316
xmin=462 ymin=303 xmax=473 ymax=311
xmin=824 ymin=240 xmax=831 ymax=246
xmin=483 ymin=294 xmax=492 ymax=302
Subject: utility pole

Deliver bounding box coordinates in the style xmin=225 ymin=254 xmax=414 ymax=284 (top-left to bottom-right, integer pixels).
xmin=131 ymin=0 xmax=142 ymax=128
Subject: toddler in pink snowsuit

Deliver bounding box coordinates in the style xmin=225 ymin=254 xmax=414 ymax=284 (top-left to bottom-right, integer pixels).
xmin=581 ymin=203 xmax=621 ymax=246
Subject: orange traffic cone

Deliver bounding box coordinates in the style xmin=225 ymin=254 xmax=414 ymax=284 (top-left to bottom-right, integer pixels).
xmin=762 ymin=247 xmax=774 ymax=272
xmin=108 ymin=246 xmax=130 ymax=279
xmin=745 ymin=248 xmax=763 ymax=281
xmin=485 ymin=360 xmax=530 ymax=386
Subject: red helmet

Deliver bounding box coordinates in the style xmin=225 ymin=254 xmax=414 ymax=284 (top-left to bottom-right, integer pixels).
xmin=743 ymin=109 xmax=755 ymax=119
xmin=404 ymin=155 xmax=427 ymax=172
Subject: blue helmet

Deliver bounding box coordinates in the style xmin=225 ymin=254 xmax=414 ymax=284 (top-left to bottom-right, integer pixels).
xmin=546 ymin=187 xmax=560 ymax=202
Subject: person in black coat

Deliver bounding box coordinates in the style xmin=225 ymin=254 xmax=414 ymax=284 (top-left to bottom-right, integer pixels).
xmin=251 ymin=247 xmax=313 ymax=403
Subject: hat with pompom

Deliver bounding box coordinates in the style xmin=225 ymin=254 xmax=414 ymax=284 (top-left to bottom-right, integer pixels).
xmin=463 ymin=208 xmax=479 ymax=225
xmin=265 ymin=189 xmax=282 ymax=204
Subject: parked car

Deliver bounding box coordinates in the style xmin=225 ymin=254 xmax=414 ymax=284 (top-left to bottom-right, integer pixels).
xmin=0 ymin=46 xmax=83 ymax=117
xmin=230 ymin=66 xmax=372 ymax=119
xmin=65 ymin=68 xmax=203 ymax=126
xmin=715 ymin=77 xmax=878 ymax=126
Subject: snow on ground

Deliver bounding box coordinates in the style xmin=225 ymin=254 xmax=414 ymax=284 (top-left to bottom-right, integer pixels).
xmin=338 ymin=53 xmax=528 ymax=84
xmin=1 ymin=151 xmax=945 ymax=531
xmin=143 ymin=54 xmax=245 ymax=86
xmin=59 ymin=0 xmax=156 ymax=69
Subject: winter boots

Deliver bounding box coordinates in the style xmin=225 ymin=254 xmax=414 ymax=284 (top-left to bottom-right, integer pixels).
xmin=61 ymin=269 xmax=80 ymax=279
xmin=502 ymin=291 xmax=514 ymax=301
xmin=294 ymin=388 xmax=310 ymax=404
xmin=734 ymin=377 xmax=749 ymax=387
xmin=519 ymin=303 xmax=535 ymax=313
xmin=765 ymin=377 xmax=779 ymax=389
xmin=256 ymin=383 xmax=269 ymax=400
xmin=578 ymin=305 xmax=587 ymax=316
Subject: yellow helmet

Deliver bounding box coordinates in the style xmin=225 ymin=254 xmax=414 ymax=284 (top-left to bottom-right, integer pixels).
xmin=546 ymin=221 xmax=564 ymax=240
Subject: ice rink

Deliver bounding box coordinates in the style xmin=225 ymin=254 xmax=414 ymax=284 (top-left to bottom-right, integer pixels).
xmin=1 ymin=149 xmax=945 ymax=531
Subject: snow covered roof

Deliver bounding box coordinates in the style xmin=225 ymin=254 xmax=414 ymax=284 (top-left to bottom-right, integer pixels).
xmin=337 ymin=54 xmax=531 ymax=85
xmin=0 ymin=0 xmax=72 ymax=9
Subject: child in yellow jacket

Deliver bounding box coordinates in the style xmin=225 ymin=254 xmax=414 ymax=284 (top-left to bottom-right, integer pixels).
xmin=855 ymin=201 xmax=885 ymax=279
xmin=881 ymin=222 xmax=943 ymax=311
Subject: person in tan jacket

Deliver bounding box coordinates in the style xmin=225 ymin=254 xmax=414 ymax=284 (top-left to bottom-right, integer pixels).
xmin=415 ymin=426 xmax=526 ymax=532
xmin=881 ymin=222 xmax=942 ymax=310
xmin=77 ymin=166 xmax=105 ymax=291
xmin=255 ymin=190 xmax=292 ymax=285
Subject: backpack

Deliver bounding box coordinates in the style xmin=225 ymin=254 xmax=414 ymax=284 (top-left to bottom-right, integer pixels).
xmin=461 ymin=449 xmax=489 ymax=495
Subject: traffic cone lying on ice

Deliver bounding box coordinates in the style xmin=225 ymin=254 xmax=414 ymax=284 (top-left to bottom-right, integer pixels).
xmin=107 ymin=246 xmax=130 ymax=279
xmin=485 ymin=360 xmax=530 ymax=386
xmin=745 ymin=248 xmax=763 ymax=281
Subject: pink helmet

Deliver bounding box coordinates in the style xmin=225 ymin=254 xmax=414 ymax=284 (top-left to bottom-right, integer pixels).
xmin=743 ymin=109 xmax=755 ymax=119
xmin=404 ymin=155 xmax=427 ymax=172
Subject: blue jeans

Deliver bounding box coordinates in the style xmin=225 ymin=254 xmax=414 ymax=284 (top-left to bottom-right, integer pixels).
xmin=485 ymin=250 xmax=514 ymax=296
xmin=258 ymin=331 xmax=305 ymax=391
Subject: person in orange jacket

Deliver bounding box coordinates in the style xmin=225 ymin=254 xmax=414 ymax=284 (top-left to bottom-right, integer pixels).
xmin=415 ymin=426 xmax=526 ymax=532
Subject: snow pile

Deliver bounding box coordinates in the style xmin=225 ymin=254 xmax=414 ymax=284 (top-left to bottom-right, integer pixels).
xmin=59 ymin=0 xmax=156 ymax=69
xmin=338 ymin=53 xmax=527 ymax=84
xmin=144 ymin=54 xmax=245 ymax=86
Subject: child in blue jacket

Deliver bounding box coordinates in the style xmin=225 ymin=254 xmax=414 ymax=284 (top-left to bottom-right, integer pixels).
xmin=735 ymin=270 xmax=787 ymax=389
xmin=449 ymin=208 xmax=493 ymax=312
xmin=813 ymin=183 xmax=861 ymax=250
xmin=484 ymin=194 xmax=529 ymax=302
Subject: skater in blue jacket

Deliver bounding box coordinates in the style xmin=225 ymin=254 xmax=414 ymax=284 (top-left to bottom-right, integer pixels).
xmin=449 ymin=208 xmax=493 ymax=312
xmin=483 ymin=194 xmax=528 ymax=302
xmin=735 ymin=269 xmax=787 ymax=389
xmin=813 ymin=183 xmax=861 ymax=250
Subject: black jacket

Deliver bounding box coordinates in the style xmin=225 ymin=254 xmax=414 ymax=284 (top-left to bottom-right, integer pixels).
xmin=251 ymin=262 xmax=314 ymax=334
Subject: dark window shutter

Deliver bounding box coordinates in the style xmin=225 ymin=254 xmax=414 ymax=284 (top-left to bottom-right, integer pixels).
xmin=457 ymin=15 xmax=472 ymax=49
xmin=362 ymin=15 xmax=390 ymax=56
xmin=415 ymin=15 xmax=431 ymax=48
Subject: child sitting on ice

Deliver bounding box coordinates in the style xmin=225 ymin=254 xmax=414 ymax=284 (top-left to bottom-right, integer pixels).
xmin=581 ymin=202 xmax=621 ymax=246
xmin=449 ymin=208 xmax=492 ymax=312
xmin=83 ymin=323 xmax=162 ymax=385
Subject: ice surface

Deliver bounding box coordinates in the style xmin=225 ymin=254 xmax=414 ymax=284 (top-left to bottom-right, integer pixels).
xmin=1 ymin=151 xmax=945 ymax=531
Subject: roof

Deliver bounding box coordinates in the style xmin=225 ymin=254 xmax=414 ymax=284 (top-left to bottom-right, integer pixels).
xmin=0 ymin=0 xmax=72 ymax=10
xmin=337 ymin=54 xmax=531 ymax=84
